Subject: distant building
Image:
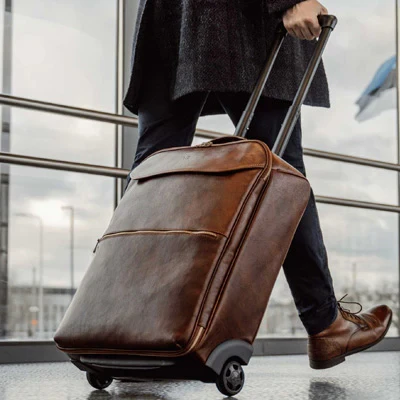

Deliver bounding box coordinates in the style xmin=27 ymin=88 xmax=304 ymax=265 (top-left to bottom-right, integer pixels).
xmin=260 ymin=298 xmax=304 ymax=338
xmin=5 ymin=284 xmax=397 ymax=341
xmin=6 ymin=286 xmax=75 ymax=340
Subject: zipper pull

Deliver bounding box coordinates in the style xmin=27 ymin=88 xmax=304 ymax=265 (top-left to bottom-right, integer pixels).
xmin=93 ymin=239 xmax=100 ymax=253
xmin=196 ymin=141 xmax=213 ymax=147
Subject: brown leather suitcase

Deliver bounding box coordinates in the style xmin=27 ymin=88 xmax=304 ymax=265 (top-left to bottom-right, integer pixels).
xmin=54 ymin=16 xmax=337 ymax=397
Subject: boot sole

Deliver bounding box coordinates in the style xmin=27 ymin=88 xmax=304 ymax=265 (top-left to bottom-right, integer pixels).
xmin=309 ymin=311 xmax=393 ymax=370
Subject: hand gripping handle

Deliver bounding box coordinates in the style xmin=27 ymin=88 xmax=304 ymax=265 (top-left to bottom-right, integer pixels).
xmin=234 ymin=14 xmax=338 ymax=157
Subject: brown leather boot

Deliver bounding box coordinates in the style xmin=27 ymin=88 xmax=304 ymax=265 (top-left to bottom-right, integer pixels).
xmin=308 ymin=295 xmax=392 ymax=369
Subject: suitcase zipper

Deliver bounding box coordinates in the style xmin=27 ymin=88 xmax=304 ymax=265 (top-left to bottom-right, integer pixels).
xmin=195 ymin=142 xmax=213 ymax=147
xmin=93 ymin=230 xmax=220 ymax=253
xmin=182 ymin=326 xmax=205 ymax=354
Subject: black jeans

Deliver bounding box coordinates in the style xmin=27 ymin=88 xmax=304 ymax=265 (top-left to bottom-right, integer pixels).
xmin=123 ymin=59 xmax=338 ymax=336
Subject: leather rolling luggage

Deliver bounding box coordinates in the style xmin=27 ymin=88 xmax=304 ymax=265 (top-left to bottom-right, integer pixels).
xmin=54 ymin=16 xmax=337 ymax=397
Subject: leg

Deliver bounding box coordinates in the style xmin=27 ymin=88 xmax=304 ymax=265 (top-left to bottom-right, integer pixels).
xmin=123 ymin=60 xmax=209 ymax=194
xmin=216 ymin=92 xmax=337 ymax=335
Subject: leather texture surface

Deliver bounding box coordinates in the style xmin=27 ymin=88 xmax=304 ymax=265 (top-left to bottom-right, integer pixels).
xmin=195 ymin=155 xmax=311 ymax=363
xmin=308 ymin=305 xmax=393 ymax=362
xmin=54 ymin=139 xmax=310 ymax=357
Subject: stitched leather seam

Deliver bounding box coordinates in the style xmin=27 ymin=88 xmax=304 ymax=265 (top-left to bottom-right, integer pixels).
xmin=99 ymin=229 xmax=227 ymax=240
xmin=196 ymin=171 xmax=267 ymax=329
xmin=131 ymin=164 xmax=265 ymax=180
xmin=136 ymin=138 xmax=268 ymax=166
xmin=346 ymin=327 xmax=362 ymax=353
xmin=196 ymin=142 xmax=271 ymax=331
xmin=129 ymin=138 xmax=267 ymax=173
xmin=204 ymin=169 xmax=274 ymax=332
xmin=57 ymin=326 xmax=206 ymax=358
xmin=271 ymin=166 xmax=308 ymax=180
xmin=94 ymin=230 xmax=227 ymax=254
xmin=231 ymin=167 xmax=308 ymax=341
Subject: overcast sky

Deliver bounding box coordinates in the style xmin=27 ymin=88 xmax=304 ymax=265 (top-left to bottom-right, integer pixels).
xmin=0 ymin=0 xmax=399 ymax=333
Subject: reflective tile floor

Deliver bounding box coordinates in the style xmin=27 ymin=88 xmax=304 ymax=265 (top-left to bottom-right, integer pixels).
xmin=1 ymin=352 xmax=399 ymax=400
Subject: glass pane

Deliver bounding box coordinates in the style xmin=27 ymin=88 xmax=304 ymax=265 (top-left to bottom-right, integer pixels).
xmin=6 ymin=108 xmax=116 ymax=166
xmin=302 ymin=0 xmax=397 ymax=162
xmin=197 ymin=1 xmax=397 ymax=164
xmin=1 ymin=0 xmax=117 ymax=112
xmin=259 ymin=205 xmax=399 ymax=338
xmin=198 ymin=115 xmax=234 ymax=135
xmin=0 ymin=0 xmax=4 ymax=84
xmin=1 ymin=166 xmax=115 ymax=340
xmin=305 ymin=156 xmax=398 ymax=206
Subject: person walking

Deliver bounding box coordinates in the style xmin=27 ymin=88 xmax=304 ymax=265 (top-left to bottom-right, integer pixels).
xmin=122 ymin=0 xmax=392 ymax=369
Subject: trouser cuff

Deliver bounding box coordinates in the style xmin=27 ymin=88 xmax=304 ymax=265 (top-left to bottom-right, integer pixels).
xmin=299 ymin=297 xmax=338 ymax=336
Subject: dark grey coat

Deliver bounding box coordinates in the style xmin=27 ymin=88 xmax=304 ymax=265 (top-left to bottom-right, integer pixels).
xmin=123 ymin=0 xmax=330 ymax=116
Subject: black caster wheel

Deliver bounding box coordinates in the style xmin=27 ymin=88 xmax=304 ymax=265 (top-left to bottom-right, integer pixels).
xmin=216 ymin=359 xmax=245 ymax=397
xmin=86 ymin=372 xmax=113 ymax=390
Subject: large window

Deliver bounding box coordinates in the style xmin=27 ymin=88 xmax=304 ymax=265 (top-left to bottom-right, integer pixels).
xmin=0 ymin=0 xmax=118 ymax=340
xmin=1 ymin=0 xmax=399 ymax=344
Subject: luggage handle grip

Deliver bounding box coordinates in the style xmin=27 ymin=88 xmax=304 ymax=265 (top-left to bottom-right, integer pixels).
xmin=202 ymin=136 xmax=246 ymax=146
xmin=277 ymin=14 xmax=338 ymax=35
xmin=234 ymin=14 xmax=337 ymax=157
xmin=316 ymin=14 xmax=338 ymax=30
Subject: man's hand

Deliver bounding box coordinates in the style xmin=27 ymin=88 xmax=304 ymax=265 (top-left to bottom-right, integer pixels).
xmin=283 ymin=0 xmax=328 ymax=40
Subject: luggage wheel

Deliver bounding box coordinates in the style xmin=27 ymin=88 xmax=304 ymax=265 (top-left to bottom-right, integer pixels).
xmin=216 ymin=358 xmax=245 ymax=396
xmin=86 ymin=372 xmax=113 ymax=390
xmin=205 ymin=339 xmax=252 ymax=395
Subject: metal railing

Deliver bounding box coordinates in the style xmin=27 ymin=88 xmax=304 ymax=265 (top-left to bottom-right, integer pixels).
xmin=0 ymin=94 xmax=139 ymax=127
xmin=2 ymin=150 xmax=400 ymax=214
xmin=1 ymin=93 xmax=400 ymax=214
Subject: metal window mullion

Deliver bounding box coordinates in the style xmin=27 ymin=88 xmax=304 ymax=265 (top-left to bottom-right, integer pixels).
xmin=3 ymin=92 xmax=400 ymax=172
xmin=0 ymin=0 xmax=13 ymax=339
xmin=0 ymin=151 xmax=129 ymax=178
xmin=115 ymin=0 xmax=125 ymax=207
xmin=303 ymin=148 xmax=400 ymax=172
xmin=0 ymin=93 xmax=139 ymax=127
xmin=396 ymin=0 xmax=400 ymax=338
xmin=3 ymin=151 xmax=400 ymax=215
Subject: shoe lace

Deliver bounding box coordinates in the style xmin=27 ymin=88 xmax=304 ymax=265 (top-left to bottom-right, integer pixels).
xmin=337 ymin=294 xmax=365 ymax=324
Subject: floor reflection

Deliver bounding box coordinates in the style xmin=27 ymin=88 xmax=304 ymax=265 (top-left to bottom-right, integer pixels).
xmin=86 ymin=387 xmax=239 ymax=400
xmin=1 ymin=352 xmax=399 ymax=400
xmin=86 ymin=389 xmax=164 ymax=400
xmin=308 ymin=379 xmax=348 ymax=400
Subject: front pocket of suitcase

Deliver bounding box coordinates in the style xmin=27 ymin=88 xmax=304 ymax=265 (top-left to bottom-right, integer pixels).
xmin=54 ymin=230 xmax=226 ymax=355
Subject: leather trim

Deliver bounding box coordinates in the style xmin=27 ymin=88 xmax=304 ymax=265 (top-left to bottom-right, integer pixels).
xmin=272 ymin=167 xmax=308 ymax=180
xmin=130 ymin=141 xmax=268 ymax=181
xmin=131 ymin=165 xmax=265 ymax=181
xmin=193 ymin=143 xmax=271 ymax=329
xmin=204 ymin=170 xmax=274 ymax=332
xmin=93 ymin=229 xmax=227 ymax=253
xmin=56 ymin=326 xmax=206 ymax=358
xmin=137 ymin=139 xmax=266 ymax=164
xmin=194 ymin=164 xmax=311 ymax=364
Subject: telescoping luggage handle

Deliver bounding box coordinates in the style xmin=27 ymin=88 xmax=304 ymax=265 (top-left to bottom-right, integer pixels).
xmin=234 ymin=15 xmax=338 ymax=157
